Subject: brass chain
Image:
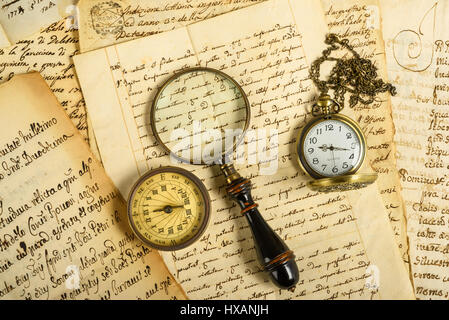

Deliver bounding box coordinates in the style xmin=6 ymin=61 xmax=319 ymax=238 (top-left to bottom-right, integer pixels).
xmin=309 ymin=33 xmax=396 ymax=109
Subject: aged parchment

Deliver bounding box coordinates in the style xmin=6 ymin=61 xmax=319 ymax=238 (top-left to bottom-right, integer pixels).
xmin=321 ymin=0 xmax=410 ymax=270
xmin=0 ymin=72 xmax=186 ymax=300
xmin=380 ymin=0 xmax=449 ymax=299
xmin=0 ymin=0 xmax=264 ymax=158
xmin=0 ymin=20 xmax=89 ymax=142
xmin=0 ymin=24 xmax=10 ymax=48
xmin=74 ymin=0 xmax=414 ymax=299
xmin=77 ymin=0 xmax=264 ymax=53
xmin=0 ymin=0 xmax=77 ymax=46
xmin=77 ymin=0 xmax=265 ymax=151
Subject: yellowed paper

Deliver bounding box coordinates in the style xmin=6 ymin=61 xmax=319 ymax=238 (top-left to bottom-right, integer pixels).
xmin=0 ymin=72 xmax=186 ymax=300
xmin=77 ymin=0 xmax=264 ymax=53
xmin=78 ymin=0 xmax=266 ymax=156
xmin=321 ymin=0 xmax=410 ymax=270
xmin=0 ymin=20 xmax=88 ymax=143
xmin=74 ymin=0 xmax=413 ymax=299
xmin=0 ymin=0 xmax=77 ymax=45
xmin=0 ymin=23 xmax=10 ymax=48
xmin=380 ymin=0 xmax=449 ymax=299
xmin=87 ymin=115 xmax=103 ymax=163
xmin=0 ymin=17 xmax=105 ymax=161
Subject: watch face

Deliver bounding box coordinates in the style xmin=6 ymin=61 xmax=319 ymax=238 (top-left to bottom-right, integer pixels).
xmin=301 ymin=117 xmax=364 ymax=178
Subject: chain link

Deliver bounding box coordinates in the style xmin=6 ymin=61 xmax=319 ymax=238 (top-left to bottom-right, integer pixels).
xmin=309 ymin=33 xmax=396 ymax=109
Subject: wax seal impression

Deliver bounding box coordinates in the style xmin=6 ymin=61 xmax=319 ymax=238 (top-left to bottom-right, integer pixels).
xmin=90 ymin=1 xmax=125 ymax=36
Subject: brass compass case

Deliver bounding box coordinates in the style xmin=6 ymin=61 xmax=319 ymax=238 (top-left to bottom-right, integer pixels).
xmin=127 ymin=166 xmax=211 ymax=251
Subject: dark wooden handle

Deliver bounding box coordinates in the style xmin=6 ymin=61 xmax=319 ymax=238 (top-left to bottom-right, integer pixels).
xmin=221 ymin=164 xmax=299 ymax=289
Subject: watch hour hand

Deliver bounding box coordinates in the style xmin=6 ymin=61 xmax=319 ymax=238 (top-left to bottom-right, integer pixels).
xmin=318 ymin=144 xmax=329 ymax=151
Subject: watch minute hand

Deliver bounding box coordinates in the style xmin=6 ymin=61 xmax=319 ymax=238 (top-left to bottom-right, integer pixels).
xmin=333 ymin=146 xmax=350 ymax=151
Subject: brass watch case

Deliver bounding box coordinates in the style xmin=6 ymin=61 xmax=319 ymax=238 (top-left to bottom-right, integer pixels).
xmin=296 ymin=112 xmax=377 ymax=192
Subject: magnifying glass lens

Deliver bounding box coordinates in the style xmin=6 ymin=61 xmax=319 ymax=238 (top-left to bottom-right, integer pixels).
xmin=152 ymin=69 xmax=249 ymax=164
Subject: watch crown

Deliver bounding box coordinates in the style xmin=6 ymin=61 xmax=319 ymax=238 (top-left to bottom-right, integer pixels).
xmin=312 ymin=94 xmax=342 ymax=116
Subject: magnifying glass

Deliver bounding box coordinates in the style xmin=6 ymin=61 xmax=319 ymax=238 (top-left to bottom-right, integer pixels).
xmin=151 ymin=67 xmax=299 ymax=289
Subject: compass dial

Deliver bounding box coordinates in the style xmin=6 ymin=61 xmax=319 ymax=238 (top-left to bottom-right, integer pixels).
xmin=127 ymin=167 xmax=210 ymax=251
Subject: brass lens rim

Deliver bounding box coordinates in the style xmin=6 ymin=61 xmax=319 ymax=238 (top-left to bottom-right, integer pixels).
xmin=127 ymin=166 xmax=211 ymax=251
xmin=150 ymin=67 xmax=251 ymax=165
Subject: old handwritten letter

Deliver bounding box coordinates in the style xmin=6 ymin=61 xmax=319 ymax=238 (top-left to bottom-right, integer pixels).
xmin=0 ymin=20 xmax=88 ymax=142
xmin=380 ymin=0 xmax=449 ymax=299
xmin=77 ymin=0 xmax=264 ymax=53
xmin=321 ymin=0 xmax=410 ymax=270
xmin=0 ymin=73 xmax=186 ymax=300
xmin=77 ymin=0 xmax=265 ymax=153
xmin=0 ymin=24 xmax=10 ymax=48
xmin=0 ymin=0 xmax=77 ymax=46
xmin=74 ymin=0 xmax=414 ymax=299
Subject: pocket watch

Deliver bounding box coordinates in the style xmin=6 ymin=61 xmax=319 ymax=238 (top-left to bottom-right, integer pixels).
xmin=296 ymin=33 xmax=397 ymax=193
xmin=297 ymin=94 xmax=377 ymax=192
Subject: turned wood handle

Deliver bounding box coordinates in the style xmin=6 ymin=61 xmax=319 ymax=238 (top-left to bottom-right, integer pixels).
xmin=221 ymin=164 xmax=299 ymax=289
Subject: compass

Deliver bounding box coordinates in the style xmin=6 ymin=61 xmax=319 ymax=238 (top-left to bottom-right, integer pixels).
xmin=127 ymin=167 xmax=211 ymax=251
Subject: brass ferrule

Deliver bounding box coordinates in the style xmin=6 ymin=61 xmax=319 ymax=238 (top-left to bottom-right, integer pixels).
xmin=220 ymin=163 xmax=241 ymax=184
